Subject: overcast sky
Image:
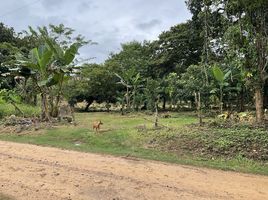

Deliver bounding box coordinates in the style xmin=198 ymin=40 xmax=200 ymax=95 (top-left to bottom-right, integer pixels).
xmin=0 ymin=0 xmax=191 ymax=63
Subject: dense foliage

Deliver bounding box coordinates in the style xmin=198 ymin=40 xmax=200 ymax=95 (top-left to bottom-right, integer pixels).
xmin=1 ymin=1 xmax=268 ymax=123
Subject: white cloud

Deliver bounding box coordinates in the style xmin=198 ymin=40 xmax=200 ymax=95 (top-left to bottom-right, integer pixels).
xmin=0 ymin=0 xmax=191 ymax=63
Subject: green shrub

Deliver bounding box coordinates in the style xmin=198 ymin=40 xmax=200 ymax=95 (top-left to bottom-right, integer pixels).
xmin=0 ymin=103 xmax=40 ymax=119
xmin=145 ymin=125 xmax=268 ymax=161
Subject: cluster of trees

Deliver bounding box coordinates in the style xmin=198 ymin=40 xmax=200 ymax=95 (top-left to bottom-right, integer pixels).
xmin=0 ymin=23 xmax=88 ymax=120
xmin=66 ymin=1 xmax=268 ymax=123
xmin=185 ymin=0 xmax=268 ymax=123
xmin=1 ymin=0 xmax=268 ymax=123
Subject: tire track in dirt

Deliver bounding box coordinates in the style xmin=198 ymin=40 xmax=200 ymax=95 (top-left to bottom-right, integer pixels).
xmin=0 ymin=141 xmax=268 ymax=200
xmin=0 ymin=152 xmax=227 ymax=200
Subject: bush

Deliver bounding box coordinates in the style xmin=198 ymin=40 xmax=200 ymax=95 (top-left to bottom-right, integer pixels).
xmin=0 ymin=103 xmax=40 ymax=119
xmin=144 ymin=125 xmax=268 ymax=161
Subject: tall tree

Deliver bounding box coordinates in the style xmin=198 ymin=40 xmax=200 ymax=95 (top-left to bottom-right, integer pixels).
xmin=150 ymin=21 xmax=203 ymax=77
xmin=225 ymin=0 xmax=268 ymax=123
xmin=64 ymin=63 xmax=119 ymax=111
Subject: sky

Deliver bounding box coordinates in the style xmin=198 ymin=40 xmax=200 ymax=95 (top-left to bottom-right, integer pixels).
xmin=0 ymin=0 xmax=191 ymax=63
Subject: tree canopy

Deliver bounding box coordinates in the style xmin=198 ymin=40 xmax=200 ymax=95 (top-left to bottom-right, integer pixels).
xmin=1 ymin=0 xmax=268 ymax=123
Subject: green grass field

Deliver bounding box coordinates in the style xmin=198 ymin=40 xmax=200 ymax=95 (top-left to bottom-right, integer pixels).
xmin=0 ymin=112 xmax=267 ymax=175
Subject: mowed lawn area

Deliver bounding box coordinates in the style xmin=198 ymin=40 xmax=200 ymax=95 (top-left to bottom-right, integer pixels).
xmin=0 ymin=112 xmax=268 ymax=175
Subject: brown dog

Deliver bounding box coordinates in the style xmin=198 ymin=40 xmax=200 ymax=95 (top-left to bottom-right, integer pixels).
xmin=92 ymin=120 xmax=103 ymax=132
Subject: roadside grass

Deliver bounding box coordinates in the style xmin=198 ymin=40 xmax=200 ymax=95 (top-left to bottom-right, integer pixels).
xmin=0 ymin=112 xmax=267 ymax=176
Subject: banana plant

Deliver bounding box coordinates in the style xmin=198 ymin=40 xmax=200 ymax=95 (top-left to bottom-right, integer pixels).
xmin=212 ymin=65 xmax=231 ymax=114
xmin=17 ymin=38 xmax=80 ymax=120
xmin=115 ymin=68 xmax=143 ymax=111
xmin=130 ymin=73 xmax=143 ymax=110
xmin=17 ymin=44 xmax=54 ymax=120
xmin=44 ymin=37 xmax=79 ymax=117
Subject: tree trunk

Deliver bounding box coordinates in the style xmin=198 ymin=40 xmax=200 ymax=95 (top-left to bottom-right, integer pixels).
xmin=84 ymin=102 xmax=91 ymax=112
xmin=238 ymin=88 xmax=245 ymax=112
xmin=162 ymin=96 xmax=166 ymax=110
xmin=125 ymin=87 xmax=129 ymax=110
xmin=70 ymin=105 xmax=75 ymax=123
xmin=190 ymin=99 xmax=195 ymax=109
xmin=254 ymin=18 xmax=266 ymax=123
xmin=120 ymin=104 xmax=125 ymax=115
xmin=53 ymin=94 xmax=61 ymax=117
xmin=141 ymin=102 xmax=147 ymax=110
xmin=255 ymin=87 xmax=264 ymax=123
xmin=195 ymin=92 xmax=202 ymax=125
xmin=220 ymin=87 xmax=223 ymax=114
xmin=53 ymin=77 xmax=64 ymax=118
xmin=106 ymin=104 xmax=110 ymax=112
xmin=33 ymin=95 xmax=37 ymax=106
xmin=264 ymin=81 xmax=268 ymax=109
xmin=41 ymin=93 xmax=50 ymax=121
xmin=48 ymin=94 xmax=54 ymax=117
xmin=154 ymin=96 xmax=160 ymax=128
xmin=154 ymin=102 xmax=158 ymax=128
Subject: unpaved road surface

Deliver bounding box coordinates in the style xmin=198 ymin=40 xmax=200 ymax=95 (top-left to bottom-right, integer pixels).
xmin=0 ymin=141 xmax=268 ymax=200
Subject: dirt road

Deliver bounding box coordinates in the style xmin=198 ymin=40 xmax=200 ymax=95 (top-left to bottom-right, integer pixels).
xmin=0 ymin=141 xmax=268 ymax=200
